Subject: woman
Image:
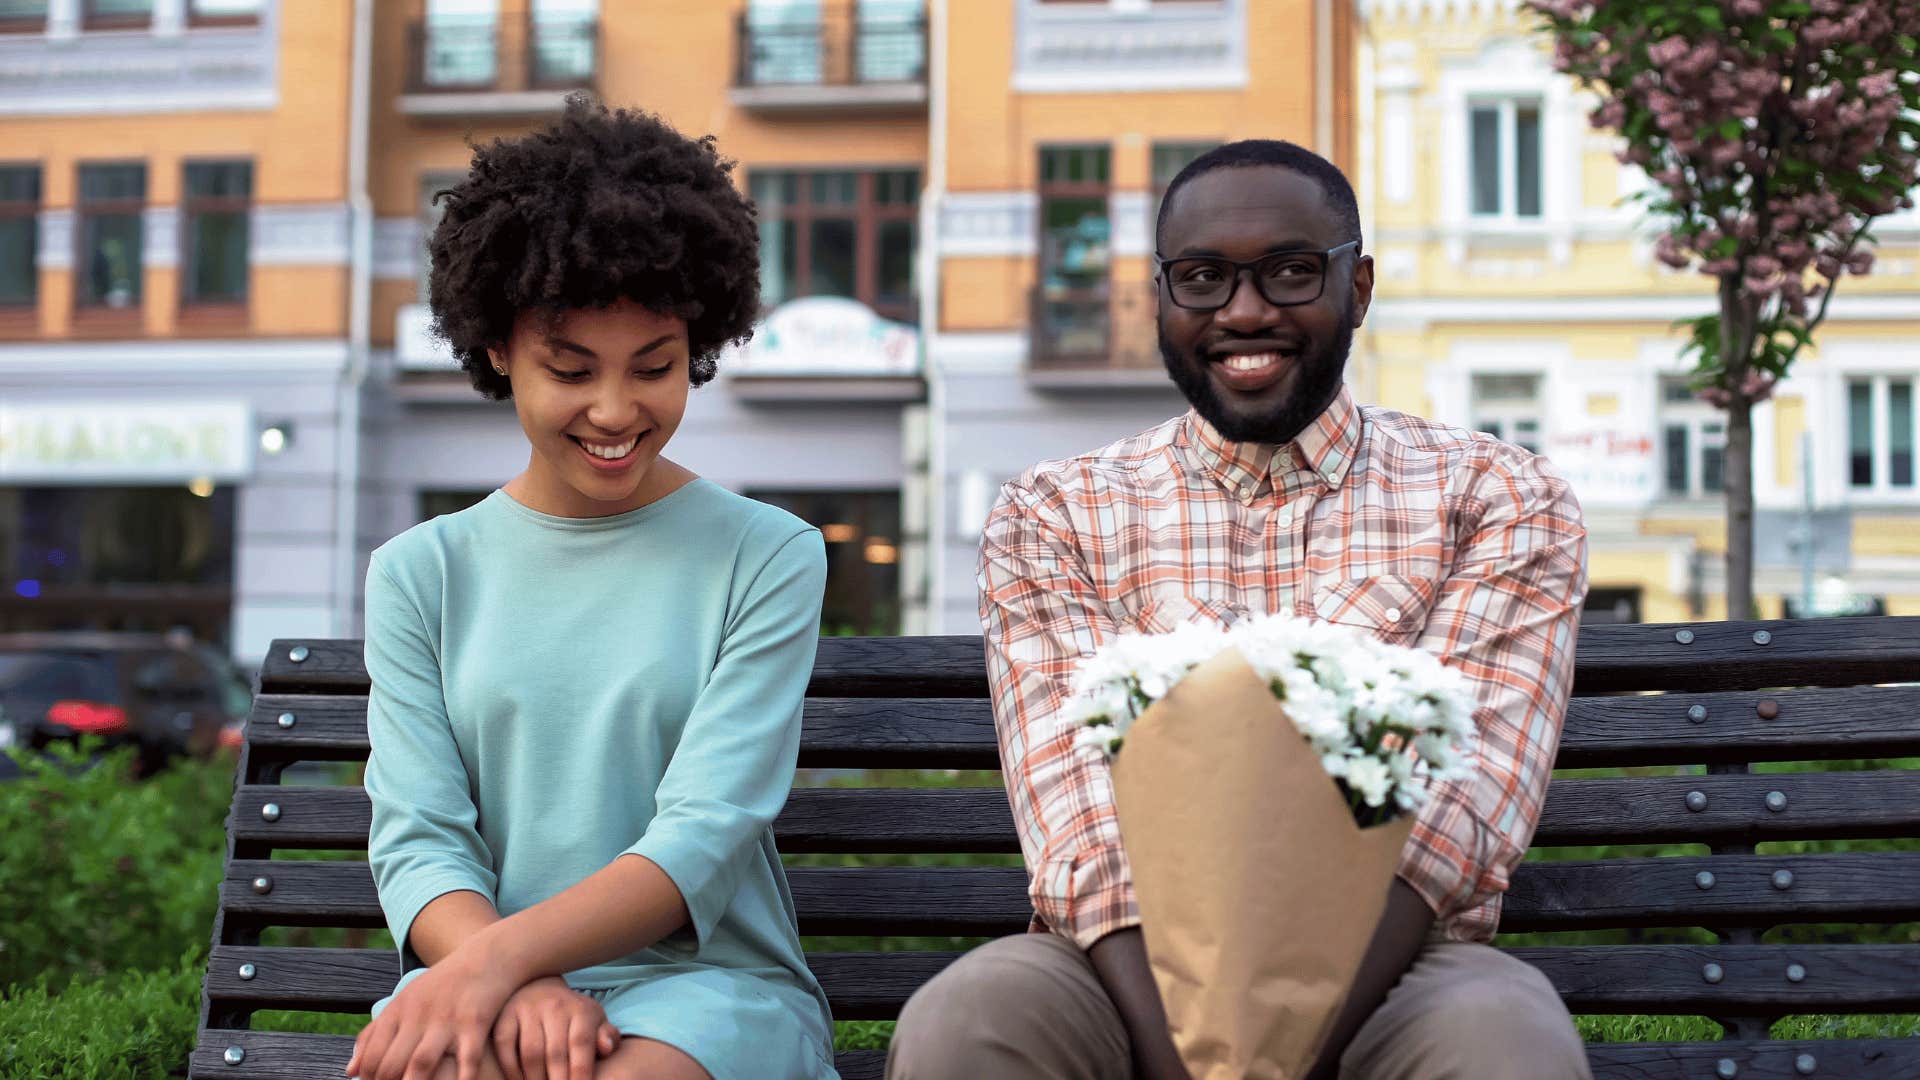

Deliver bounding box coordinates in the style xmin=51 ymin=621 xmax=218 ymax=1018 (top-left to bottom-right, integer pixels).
xmin=346 ymin=98 xmax=836 ymax=1080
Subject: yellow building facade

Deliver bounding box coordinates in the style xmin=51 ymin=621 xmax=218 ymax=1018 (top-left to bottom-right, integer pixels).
xmin=1356 ymin=0 xmax=1920 ymax=622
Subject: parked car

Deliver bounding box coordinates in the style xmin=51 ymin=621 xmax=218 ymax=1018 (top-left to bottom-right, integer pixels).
xmin=0 ymin=631 xmax=253 ymax=775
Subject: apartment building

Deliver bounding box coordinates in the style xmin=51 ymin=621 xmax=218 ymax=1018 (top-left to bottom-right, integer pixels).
xmin=1355 ymin=0 xmax=1920 ymax=621
xmin=0 ymin=0 xmax=363 ymax=655
xmin=359 ymin=0 xmax=932 ymax=638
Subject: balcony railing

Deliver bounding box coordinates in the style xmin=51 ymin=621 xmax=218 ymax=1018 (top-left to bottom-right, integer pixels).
xmin=404 ymin=13 xmax=597 ymax=107
xmin=732 ymin=2 xmax=927 ymax=111
xmin=1027 ymin=281 xmax=1165 ymax=388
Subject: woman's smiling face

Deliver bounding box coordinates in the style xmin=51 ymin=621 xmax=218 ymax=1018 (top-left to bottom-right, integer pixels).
xmin=491 ymin=299 xmax=693 ymax=518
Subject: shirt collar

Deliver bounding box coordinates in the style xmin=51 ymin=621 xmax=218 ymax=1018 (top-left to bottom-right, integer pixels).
xmin=1181 ymin=386 xmax=1362 ymax=498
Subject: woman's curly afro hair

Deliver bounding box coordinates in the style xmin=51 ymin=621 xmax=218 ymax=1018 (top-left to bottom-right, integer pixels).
xmin=427 ymin=95 xmax=760 ymax=399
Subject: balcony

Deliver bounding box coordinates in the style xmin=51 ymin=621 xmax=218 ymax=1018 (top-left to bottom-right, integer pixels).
xmin=1027 ymin=282 xmax=1166 ymax=390
xmin=399 ymin=13 xmax=597 ymax=120
xmin=730 ymin=1 xmax=927 ymax=115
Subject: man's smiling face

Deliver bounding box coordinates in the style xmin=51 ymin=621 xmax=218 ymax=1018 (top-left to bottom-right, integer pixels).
xmin=1155 ymin=164 xmax=1374 ymax=445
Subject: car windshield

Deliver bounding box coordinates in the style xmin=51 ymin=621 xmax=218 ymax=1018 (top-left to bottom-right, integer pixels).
xmin=0 ymin=652 xmax=116 ymax=702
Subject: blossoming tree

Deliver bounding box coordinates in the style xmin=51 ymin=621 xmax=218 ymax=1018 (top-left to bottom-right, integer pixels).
xmin=1527 ymin=0 xmax=1920 ymax=619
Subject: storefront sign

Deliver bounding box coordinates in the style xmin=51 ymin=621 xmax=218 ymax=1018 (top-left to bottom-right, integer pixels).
xmin=1545 ymin=427 xmax=1656 ymax=506
xmin=0 ymin=401 xmax=254 ymax=483
xmin=730 ymin=297 xmax=920 ymax=377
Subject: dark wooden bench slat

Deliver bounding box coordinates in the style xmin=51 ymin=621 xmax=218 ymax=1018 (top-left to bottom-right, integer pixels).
xmin=200 ymin=943 xmax=1920 ymax=1018
xmin=228 ymin=770 xmax=1920 ymax=856
xmin=186 ymin=1032 xmax=1920 ymax=1080
xmin=1500 ymin=851 xmax=1920 ymax=932
xmin=248 ymin=682 xmax=1920 ymax=773
xmin=257 ymin=618 xmax=1920 ymax=700
xmin=1578 ymin=1040 xmax=1920 ymax=1080
xmin=1555 ymin=684 xmax=1920 ymax=769
xmin=222 ymin=854 xmax=1920 ymax=938
xmin=258 ymin=637 xmax=996 ymax=699
xmin=244 ymin=696 xmax=373 ymax=758
xmin=1563 ymin=617 xmax=1920 ymax=693
xmin=1530 ymin=770 xmax=1920 ymax=847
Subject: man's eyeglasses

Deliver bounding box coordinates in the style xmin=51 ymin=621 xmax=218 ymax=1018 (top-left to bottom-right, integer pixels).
xmin=1154 ymin=240 xmax=1360 ymax=312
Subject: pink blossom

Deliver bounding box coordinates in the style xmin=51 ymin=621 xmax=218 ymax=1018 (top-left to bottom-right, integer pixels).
xmin=1648 ymin=35 xmax=1691 ymax=67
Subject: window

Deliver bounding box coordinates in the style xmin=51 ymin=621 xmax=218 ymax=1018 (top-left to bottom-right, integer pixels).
xmin=1660 ymin=378 xmax=1725 ymax=498
xmin=750 ymin=168 xmax=919 ymax=323
xmin=189 ymin=0 xmax=262 ymax=26
xmin=1469 ymin=373 xmax=1543 ymax=454
xmin=1581 ymin=586 xmax=1642 ymax=625
xmin=421 ymin=0 xmax=500 ymax=88
xmin=0 ymin=1 xmax=48 ymax=33
xmin=745 ymin=489 xmax=901 ymax=636
xmin=1846 ymin=375 xmax=1917 ymax=493
xmin=77 ymin=163 xmax=145 ymax=311
xmin=182 ymin=161 xmax=251 ymax=306
xmin=84 ymin=0 xmax=152 ymax=29
xmin=0 ymin=166 xmax=37 ymax=309
xmin=417 ymin=171 xmax=463 ymax=300
xmin=418 ymin=490 xmax=492 ymax=522
xmin=1036 ymin=145 xmax=1112 ymax=360
xmin=1151 ymin=141 xmax=1217 ymax=242
xmin=1469 ymin=99 xmax=1542 ymax=219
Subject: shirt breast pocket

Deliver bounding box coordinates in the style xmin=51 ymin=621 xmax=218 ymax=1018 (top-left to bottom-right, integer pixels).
xmin=1124 ymin=592 xmax=1250 ymax=636
xmin=1311 ymin=575 xmax=1438 ymax=645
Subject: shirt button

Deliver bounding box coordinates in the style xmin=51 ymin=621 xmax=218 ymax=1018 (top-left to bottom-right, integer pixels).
xmin=1277 ymin=507 xmax=1294 ymax=526
xmin=1237 ymin=484 xmax=1254 ymax=500
xmin=1385 ymin=607 xmax=1403 ymax=622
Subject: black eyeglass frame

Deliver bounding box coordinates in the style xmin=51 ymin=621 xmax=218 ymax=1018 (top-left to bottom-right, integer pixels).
xmin=1153 ymin=239 xmax=1361 ymax=312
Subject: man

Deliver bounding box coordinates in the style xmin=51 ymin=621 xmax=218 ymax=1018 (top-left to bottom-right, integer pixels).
xmin=887 ymin=141 xmax=1592 ymax=1080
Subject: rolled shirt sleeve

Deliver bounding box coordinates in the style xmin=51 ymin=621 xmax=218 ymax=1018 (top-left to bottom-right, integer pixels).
xmin=979 ymin=479 xmax=1139 ymax=950
xmin=1400 ymin=451 xmax=1589 ymax=940
xmin=623 ymin=528 xmax=827 ymax=950
xmin=364 ymin=556 xmax=499 ymax=974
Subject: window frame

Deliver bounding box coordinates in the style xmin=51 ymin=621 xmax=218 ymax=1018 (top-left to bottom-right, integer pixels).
xmin=1469 ymin=371 xmax=1545 ymax=454
xmin=187 ymin=0 xmax=264 ymax=29
xmin=0 ymin=163 xmax=40 ymax=316
xmin=82 ymin=0 xmax=154 ymax=31
xmin=1659 ymin=378 xmax=1727 ymax=500
xmin=179 ymin=158 xmax=252 ymax=313
xmin=0 ymin=1 xmax=48 ymax=34
xmin=1845 ymin=373 xmax=1919 ymax=497
xmin=74 ymin=161 xmax=147 ymax=318
xmin=1467 ymin=96 xmax=1543 ymax=222
xmin=749 ymin=166 xmax=919 ymax=325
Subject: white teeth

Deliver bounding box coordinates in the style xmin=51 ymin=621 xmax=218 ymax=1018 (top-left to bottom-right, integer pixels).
xmin=1223 ymin=352 xmax=1281 ymax=372
xmin=580 ymin=438 xmax=636 ymax=460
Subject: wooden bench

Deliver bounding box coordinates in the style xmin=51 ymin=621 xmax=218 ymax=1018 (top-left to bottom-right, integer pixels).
xmin=192 ymin=618 xmax=1920 ymax=1079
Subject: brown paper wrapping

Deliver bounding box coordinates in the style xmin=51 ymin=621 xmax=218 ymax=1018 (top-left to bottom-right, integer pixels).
xmin=1110 ymin=650 xmax=1414 ymax=1080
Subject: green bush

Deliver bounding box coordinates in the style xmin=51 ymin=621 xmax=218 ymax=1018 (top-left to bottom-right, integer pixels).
xmin=0 ymin=743 xmax=231 ymax=990
xmin=0 ymin=955 xmax=200 ymax=1079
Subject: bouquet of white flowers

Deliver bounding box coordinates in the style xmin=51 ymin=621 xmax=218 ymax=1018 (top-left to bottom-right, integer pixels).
xmin=1066 ymin=613 xmax=1480 ymax=1080
xmin=1069 ymin=613 xmax=1478 ymax=826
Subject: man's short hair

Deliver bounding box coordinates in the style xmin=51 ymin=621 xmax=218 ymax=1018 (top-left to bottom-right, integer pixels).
xmin=1155 ymin=140 xmax=1364 ymax=255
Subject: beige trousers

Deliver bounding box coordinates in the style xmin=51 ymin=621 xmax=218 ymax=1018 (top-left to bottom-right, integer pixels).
xmin=885 ymin=932 xmax=1591 ymax=1080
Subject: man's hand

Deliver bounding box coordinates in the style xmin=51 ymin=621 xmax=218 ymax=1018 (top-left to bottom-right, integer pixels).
xmin=491 ymin=976 xmax=620 ymax=1080
xmin=345 ymin=947 xmax=521 ymax=1080
xmin=1303 ymin=877 xmax=1436 ymax=1080
xmin=1087 ymin=928 xmax=1191 ymax=1080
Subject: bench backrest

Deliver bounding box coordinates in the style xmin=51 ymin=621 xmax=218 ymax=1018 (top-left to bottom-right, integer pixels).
xmin=195 ymin=618 xmax=1920 ymax=1078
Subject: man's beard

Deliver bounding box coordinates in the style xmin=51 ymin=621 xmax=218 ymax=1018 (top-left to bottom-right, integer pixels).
xmin=1158 ymin=306 xmax=1354 ymax=446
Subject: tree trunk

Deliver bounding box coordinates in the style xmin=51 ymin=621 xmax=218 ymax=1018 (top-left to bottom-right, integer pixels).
xmin=1725 ymin=396 xmax=1755 ymax=621
xmin=1718 ymin=273 xmax=1757 ymax=622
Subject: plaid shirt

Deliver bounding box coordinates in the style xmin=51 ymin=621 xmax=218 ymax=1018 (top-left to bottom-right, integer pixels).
xmin=978 ymin=387 xmax=1589 ymax=948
